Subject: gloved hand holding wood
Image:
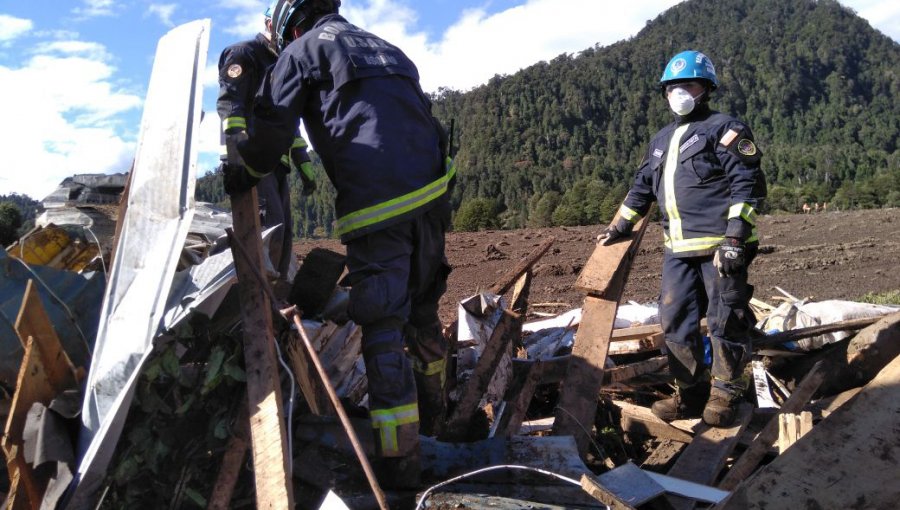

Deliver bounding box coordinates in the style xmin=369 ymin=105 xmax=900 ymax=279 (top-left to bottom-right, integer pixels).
xmin=597 ymin=218 xmax=635 ymax=246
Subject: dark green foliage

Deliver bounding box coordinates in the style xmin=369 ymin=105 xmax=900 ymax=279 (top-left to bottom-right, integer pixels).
xmin=198 ymin=0 xmax=900 ymax=234
xmin=454 ymin=197 xmax=501 ymax=231
xmin=0 ymin=202 xmax=23 ymax=247
xmin=433 ymin=0 xmax=900 ymax=226
xmin=100 ymin=322 xmax=251 ymax=509
xmin=0 ymin=193 xmax=40 ymax=240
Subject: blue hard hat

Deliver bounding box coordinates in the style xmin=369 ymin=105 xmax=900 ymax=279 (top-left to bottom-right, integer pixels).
xmin=660 ymin=50 xmax=718 ymax=89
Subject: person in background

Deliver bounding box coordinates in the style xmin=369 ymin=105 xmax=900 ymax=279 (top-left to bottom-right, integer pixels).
xmin=217 ymin=2 xmax=316 ymax=283
xmin=599 ymin=50 xmax=767 ymax=427
xmin=230 ymin=0 xmax=455 ymax=488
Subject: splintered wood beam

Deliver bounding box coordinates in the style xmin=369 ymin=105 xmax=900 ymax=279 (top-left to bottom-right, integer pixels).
xmin=718 ymin=360 xmax=826 ymax=491
xmin=754 ymin=316 xmax=880 ymax=347
xmin=613 ymin=400 xmax=694 ymax=443
xmin=489 ymin=237 xmax=554 ymax=296
xmin=492 ymin=359 xmax=544 ymax=438
xmin=666 ymin=404 xmax=752 ymax=510
xmin=716 ymin=354 xmax=900 ymax=510
xmin=641 ymin=439 xmax=686 ymax=473
xmin=207 ymin=397 xmax=250 ymax=510
xmin=553 ymin=215 xmax=649 ymax=456
xmin=228 ymin=189 xmax=294 ymax=508
xmin=443 ymin=309 xmax=520 ymax=440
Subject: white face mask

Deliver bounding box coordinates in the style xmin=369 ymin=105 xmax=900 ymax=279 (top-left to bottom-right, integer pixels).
xmin=668 ymin=87 xmax=700 ymax=116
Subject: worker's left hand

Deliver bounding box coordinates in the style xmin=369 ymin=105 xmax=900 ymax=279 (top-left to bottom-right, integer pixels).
xmin=221 ymin=162 xmax=260 ymax=195
xmin=714 ymin=237 xmax=746 ymax=277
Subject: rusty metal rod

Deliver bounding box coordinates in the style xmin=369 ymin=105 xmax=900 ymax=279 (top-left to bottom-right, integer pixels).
xmin=282 ymin=305 xmax=389 ymax=510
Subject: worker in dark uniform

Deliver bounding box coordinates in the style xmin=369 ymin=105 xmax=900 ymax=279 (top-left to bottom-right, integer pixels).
xmin=229 ymin=0 xmax=454 ymax=488
xmin=217 ymin=3 xmax=316 ymax=282
xmin=599 ymin=50 xmax=767 ymax=427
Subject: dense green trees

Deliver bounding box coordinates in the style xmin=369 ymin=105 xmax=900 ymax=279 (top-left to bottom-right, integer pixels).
xmin=196 ymin=0 xmax=900 ymax=236
xmin=0 ymin=202 xmax=24 ymax=247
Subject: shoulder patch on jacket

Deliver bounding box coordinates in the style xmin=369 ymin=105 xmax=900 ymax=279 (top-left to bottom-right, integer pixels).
xmin=737 ymin=138 xmax=757 ymax=156
xmin=226 ymin=64 xmax=243 ymax=78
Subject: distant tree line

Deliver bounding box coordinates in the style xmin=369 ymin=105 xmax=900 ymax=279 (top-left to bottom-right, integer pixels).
xmin=0 ymin=194 xmax=40 ymax=246
xmin=196 ymin=0 xmax=900 ymax=234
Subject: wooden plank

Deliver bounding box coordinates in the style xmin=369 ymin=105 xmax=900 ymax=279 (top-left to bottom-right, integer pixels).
xmin=3 ymin=339 xmax=46 ymax=510
xmin=4 ymin=284 xmax=80 ymax=510
xmin=613 ymin=400 xmax=694 ymax=443
xmin=489 ymin=238 xmax=554 ymax=296
xmin=443 ymin=309 xmax=520 ymax=440
xmin=581 ymin=473 xmax=638 ymax=510
xmin=207 ymin=398 xmax=250 ymax=510
xmin=552 ymin=215 xmax=650 ymax=455
xmin=754 ymin=316 xmax=880 ymax=347
xmin=575 ymin=215 xmax=648 ymax=295
xmin=14 ymin=280 xmax=77 ymax=391
xmin=641 ymin=439 xmax=686 ymax=473
xmin=492 ymin=360 xmax=544 ymax=437
xmin=606 ymin=355 xmax=668 ymax=383
xmin=229 ymin=189 xmax=294 ymax=507
xmin=776 ymin=411 xmax=812 ymax=454
xmin=718 ymin=361 xmax=826 ymax=491
xmin=608 ymin=333 xmax=665 ymax=355
xmin=716 ymin=354 xmax=900 ymax=510
xmin=610 ymin=324 xmax=663 ymax=341
xmin=666 ymin=404 xmax=752 ymax=510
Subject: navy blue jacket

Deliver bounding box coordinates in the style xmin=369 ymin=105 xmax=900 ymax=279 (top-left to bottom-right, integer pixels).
xmin=217 ymin=33 xmax=276 ymax=136
xmin=619 ymin=107 xmax=767 ymax=257
xmin=240 ymin=14 xmax=450 ymax=242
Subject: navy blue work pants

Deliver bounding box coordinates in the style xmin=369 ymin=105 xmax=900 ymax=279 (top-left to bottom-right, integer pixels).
xmin=344 ymin=203 xmax=451 ymax=457
xmin=659 ymin=246 xmax=757 ymax=385
xmin=256 ymin=166 xmax=293 ymax=279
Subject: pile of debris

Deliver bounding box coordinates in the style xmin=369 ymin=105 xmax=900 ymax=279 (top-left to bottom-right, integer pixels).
xmin=3 ymin=195 xmax=900 ymax=510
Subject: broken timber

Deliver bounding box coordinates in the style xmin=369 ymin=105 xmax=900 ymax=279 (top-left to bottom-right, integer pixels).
xmin=3 ymin=281 xmax=79 ymax=510
xmin=716 ymin=354 xmax=900 ymax=510
xmin=554 ymin=214 xmax=649 ymax=455
xmin=665 ymin=404 xmax=752 ymax=510
xmin=718 ymin=360 xmax=826 ymax=490
xmin=228 ymin=189 xmax=294 ymax=507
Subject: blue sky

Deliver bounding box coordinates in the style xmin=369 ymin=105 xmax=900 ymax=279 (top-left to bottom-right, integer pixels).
xmin=1 ymin=0 xmax=898 ymax=201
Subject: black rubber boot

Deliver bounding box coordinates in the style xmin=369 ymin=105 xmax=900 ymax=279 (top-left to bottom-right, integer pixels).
xmin=651 ymin=380 xmax=710 ymax=422
xmin=375 ymin=450 xmax=421 ymax=490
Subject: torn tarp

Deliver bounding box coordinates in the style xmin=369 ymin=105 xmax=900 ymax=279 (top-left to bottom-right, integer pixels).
xmin=0 ymin=250 xmax=101 ymax=388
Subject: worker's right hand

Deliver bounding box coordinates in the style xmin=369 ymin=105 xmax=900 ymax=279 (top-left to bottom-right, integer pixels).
xmin=221 ymin=161 xmax=260 ymax=195
xmin=597 ymin=218 xmax=634 ymax=246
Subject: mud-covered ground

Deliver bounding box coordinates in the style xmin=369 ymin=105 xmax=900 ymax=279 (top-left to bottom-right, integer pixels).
xmin=294 ymin=208 xmax=900 ymax=324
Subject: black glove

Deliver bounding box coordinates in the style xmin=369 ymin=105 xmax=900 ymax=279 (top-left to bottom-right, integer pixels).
xmin=714 ymin=237 xmax=746 ymax=277
xmin=221 ymin=161 xmax=259 ymax=195
xmin=597 ymin=218 xmax=634 ymax=246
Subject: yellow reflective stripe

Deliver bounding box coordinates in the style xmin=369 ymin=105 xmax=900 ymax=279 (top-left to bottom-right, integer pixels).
xmin=280 ymin=154 xmax=291 ymax=167
xmin=371 ymin=403 xmax=419 ymax=454
xmin=664 ymin=233 xmax=725 ymax=253
xmin=245 ymin=165 xmax=267 ymax=179
xmin=727 ymin=203 xmax=757 ymax=225
xmin=291 ymin=137 xmax=308 ymax=149
xmin=663 ymin=124 xmax=691 ymax=243
xmin=412 ymin=358 xmax=445 ymax=377
xmin=619 ymin=204 xmax=641 ymax=223
xmin=299 ymin=161 xmax=315 ymax=180
xmin=336 ymin=164 xmax=458 ymax=237
xmin=224 ymin=116 xmax=246 ymax=131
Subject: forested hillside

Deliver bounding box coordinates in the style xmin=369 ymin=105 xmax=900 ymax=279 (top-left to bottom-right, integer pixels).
xmin=197 ymin=0 xmax=900 ymax=236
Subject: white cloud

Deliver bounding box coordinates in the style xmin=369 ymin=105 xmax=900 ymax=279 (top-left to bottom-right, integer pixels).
xmin=0 ymin=41 xmax=142 ymax=199
xmin=341 ymin=0 xmax=686 ymax=92
xmin=843 ymin=0 xmax=900 ymax=40
xmin=0 ymin=14 xmax=32 ymax=45
xmin=72 ymin=0 xmax=117 ymax=19
xmin=147 ymin=4 xmax=178 ymax=27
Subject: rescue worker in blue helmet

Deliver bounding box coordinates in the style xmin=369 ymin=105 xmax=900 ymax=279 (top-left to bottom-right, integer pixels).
xmin=233 ymin=0 xmax=454 ymax=488
xmin=599 ymin=50 xmax=767 ymax=427
xmin=216 ymin=2 xmax=316 ymax=283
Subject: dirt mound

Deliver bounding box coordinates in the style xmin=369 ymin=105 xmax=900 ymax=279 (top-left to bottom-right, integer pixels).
xmin=293 ymin=208 xmax=900 ymax=324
